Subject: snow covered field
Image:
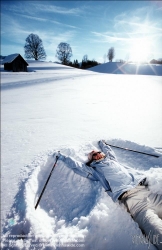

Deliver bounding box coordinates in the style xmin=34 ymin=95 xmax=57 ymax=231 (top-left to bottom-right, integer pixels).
xmin=89 ymin=61 xmax=162 ymax=76
xmin=1 ymin=61 xmax=162 ymax=249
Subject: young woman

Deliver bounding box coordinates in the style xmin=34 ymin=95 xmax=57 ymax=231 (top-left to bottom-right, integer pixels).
xmin=57 ymin=140 xmax=162 ymax=250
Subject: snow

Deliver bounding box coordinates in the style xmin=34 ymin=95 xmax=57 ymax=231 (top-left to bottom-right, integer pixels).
xmin=1 ymin=60 xmax=162 ymax=249
xmin=89 ymin=62 xmax=162 ymax=76
xmin=2 ymin=54 xmax=20 ymax=64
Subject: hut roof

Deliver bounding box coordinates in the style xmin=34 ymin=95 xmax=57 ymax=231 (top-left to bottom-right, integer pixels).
xmin=2 ymin=54 xmax=28 ymax=65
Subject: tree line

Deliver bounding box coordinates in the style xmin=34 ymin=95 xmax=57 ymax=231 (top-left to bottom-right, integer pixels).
xmin=23 ymin=33 xmax=162 ymax=68
xmin=24 ymin=33 xmax=114 ymax=69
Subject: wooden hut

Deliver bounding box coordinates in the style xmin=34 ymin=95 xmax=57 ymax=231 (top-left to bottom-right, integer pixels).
xmin=3 ymin=54 xmax=28 ymax=72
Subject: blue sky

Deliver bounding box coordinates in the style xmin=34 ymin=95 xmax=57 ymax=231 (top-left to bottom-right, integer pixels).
xmin=1 ymin=1 xmax=162 ymax=63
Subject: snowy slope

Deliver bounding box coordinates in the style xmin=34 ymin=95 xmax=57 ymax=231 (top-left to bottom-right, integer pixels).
xmin=1 ymin=140 xmax=162 ymax=250
xmin=1 ymin=61 xmax=162 ymax=249
xmin=1 ymin=60 xmax=95 ymax=90
xmin=89 ymin=62 xmax=162 ymax=76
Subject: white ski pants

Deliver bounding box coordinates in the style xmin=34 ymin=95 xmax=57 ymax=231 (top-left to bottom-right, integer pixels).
xmin=120 ymin=185 xmax=162 ymax=250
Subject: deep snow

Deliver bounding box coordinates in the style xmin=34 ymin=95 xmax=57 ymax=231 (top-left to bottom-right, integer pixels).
xmin=1 ymin=61 xmax=162 ymax=249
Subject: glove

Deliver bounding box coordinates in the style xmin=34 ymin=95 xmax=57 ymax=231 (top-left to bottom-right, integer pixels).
xmin=53 ymin=151 xmax=65 ymax=161
xmin=98 ymin=140 xmax=106 ymax=144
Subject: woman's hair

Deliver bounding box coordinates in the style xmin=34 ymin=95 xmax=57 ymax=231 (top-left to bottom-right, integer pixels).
xmin=86 ymin=153 xmax=106 ymax=166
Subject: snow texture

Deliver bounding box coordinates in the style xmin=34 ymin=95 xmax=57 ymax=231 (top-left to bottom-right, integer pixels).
xmin=1 ymin=61 xmax=162 ymax=250
xmin=2 ymin=54 xmax=20 ymax=64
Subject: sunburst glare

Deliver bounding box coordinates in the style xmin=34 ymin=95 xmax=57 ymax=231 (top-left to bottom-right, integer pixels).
xmin=129 ymin=38 xmax=152 ymax=63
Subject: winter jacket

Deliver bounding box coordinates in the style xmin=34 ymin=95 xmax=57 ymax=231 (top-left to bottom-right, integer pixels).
xmin=58 ymin=141 xmax=146 ymax=202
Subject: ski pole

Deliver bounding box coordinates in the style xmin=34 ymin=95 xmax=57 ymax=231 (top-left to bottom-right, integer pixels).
xmin=104 ymin=142 xmax=159 ymax=158
xmin=35 ymin=155 xmax=59 ymax=210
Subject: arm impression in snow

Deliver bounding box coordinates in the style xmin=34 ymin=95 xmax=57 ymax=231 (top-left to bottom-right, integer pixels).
xmin=58 ymin=153 xmax=98 ymax=181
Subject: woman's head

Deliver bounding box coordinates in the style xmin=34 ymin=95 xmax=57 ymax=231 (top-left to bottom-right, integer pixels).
xmin=88 ymin=150 xmax=105 ymax=161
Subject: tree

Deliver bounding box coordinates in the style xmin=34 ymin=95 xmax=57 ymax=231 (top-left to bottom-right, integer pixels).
xmin=82 ymin=54 xmax=88 ymax=63
xmin=73 ymin=59 xmax=79 ymax=68
xmin=81 ymin=54 xmax=88 ymax=68
xmin=107 ymin=47 xmax=115 ymax=62
xmin=150 ymin=59 xmax=162 ymax=64
xmin=56 ymin=42 xmax=72 ymax=65
xmin=81 ymin=55 xmax=100 ymax=69
xmin=24 ymin=33 xmax=46 ymax=60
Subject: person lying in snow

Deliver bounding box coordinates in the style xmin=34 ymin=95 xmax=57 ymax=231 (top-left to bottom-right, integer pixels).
xmin=57 ymin=140 xmax=162 ymax=250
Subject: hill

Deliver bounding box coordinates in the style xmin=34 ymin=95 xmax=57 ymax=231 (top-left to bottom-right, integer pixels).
xmin=88 ymin=62 xmax=162 ymax=76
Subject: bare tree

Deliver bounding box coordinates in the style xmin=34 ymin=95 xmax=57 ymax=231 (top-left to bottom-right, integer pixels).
xmin=107 ymin=47 xmax=115 ymax=62
xmin=82 ymin=54 xmax=88 ymax=63
xmin=56 ymin=42 xmax=72 ymax=65
xmin=24 ymin=33 xmax=46 ymax=60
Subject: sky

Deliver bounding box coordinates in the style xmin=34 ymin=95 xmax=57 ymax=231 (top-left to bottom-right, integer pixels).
xmin=1 ymin=1 xmax=162 ymax=63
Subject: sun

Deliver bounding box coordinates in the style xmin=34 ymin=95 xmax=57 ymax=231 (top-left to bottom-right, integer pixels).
xmin=129 ymin=38 xmax=151 ymax=63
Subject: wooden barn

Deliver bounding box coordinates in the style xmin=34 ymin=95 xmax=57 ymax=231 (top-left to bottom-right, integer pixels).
xmin=3 ymin=54 xmax=28 ymax=72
